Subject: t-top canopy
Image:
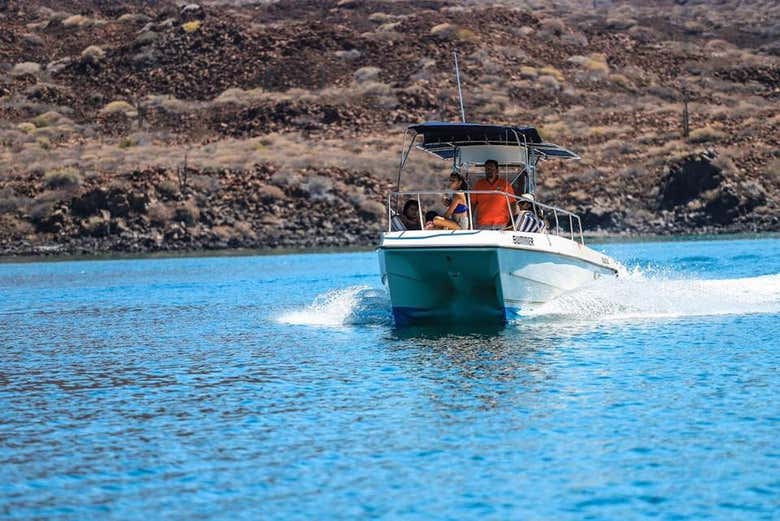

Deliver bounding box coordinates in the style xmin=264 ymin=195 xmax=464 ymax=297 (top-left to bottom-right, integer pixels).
xmin=408 ymin=121 xmax=579 ymax=163
xmin=409 ymin=121 xmax=543 ymax=145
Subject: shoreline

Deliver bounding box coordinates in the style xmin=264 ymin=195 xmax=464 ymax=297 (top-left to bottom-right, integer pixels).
xmin=2 ymin=231 xmax=778 ymax=264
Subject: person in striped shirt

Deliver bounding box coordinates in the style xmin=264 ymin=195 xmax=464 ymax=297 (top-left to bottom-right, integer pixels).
xmin=515 ymin=194 xmax=546 ymax=233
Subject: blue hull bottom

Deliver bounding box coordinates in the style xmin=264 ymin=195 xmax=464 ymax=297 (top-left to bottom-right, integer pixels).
xmin=392 ymin=306 xmax=523 ymax=326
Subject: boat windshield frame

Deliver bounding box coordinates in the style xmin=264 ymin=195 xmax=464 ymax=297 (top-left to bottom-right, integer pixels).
xmin=388 ymin=189 xmax=584 ymax=244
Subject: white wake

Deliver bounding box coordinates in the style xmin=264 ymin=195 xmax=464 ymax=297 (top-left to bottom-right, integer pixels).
xmin=523 ymin=271 xmax=780 ymax=321
xmin=277 ymin=286 xmax=391 ymax=326
xmin=278 ymin=273 xmax=780 ymax=327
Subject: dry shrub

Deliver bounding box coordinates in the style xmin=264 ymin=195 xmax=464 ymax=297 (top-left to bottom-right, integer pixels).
xmin=764 ymin=158 xmax=780 ymax=183
xmin=44 ymin=167 xmax=82 ymax=189
xmin=270 ymin=170 xmax=300 ymax=188
xmin=11 ymin=62 xmax=41 ymax=76
xmin=301 ymin=176 xmax=334 ymax=202
xmin=368 ymin=12 xmax=395 ymax=23
xmin=100 ymin=101 xmax=136 ymax=117
xmin=214 ymin=87 xmax=255 ymax=105
xmin=354 ymin=66 xmax=381 ymax=83
xmin=589 ymin=126 xmax=627 ymax=139
xmin=32 ymin=111 xmax=65 ymax=128
xmin=584 ymin=59 xmax=609 ymax=76
xmin=568 ymin=54 xmax=609 ymax=79
xmin=174 ymin=199 xmax=200 ymax=225
xmin=334 ymin=49 xmax=361 ymax=60
xmin=356 ymin=198 xmax=385 ymax=222
xmin=645 ymin=84 xmax=678 ymax=101
xmin=213 ymin=87 xmax=304 ymax=106
xmin=608 ymin=74 xmax=634 ymax=90
xmin=430 ymin=23 xmax=458 ymax=40
xmin=189 ymin=174 xmax=220 ymax=193
xmin=356 ymin=81 xmax=392 ymax=97
xmin=22 ymin=33 xmax=45 ymax=46
xmin=601 ymin=139 xmax=636 ymax=160
xmin=539 ymin=17 xmax=565 ymax=36
xmin=28 ymin=190 xmax=66 ymax=225
xmin=144 ymin=94 xmax=197 ymax=113
xmin=688 ymin=127 xmax=727 ymax=143
xmin=705 ymin=39 xmax=737 ymax=55
xmin=0 ymin=188 xmax=28 ymax=214
xmin=377 ymin=22 xmax=401 ymax=32
xmin=683 ymin=20 xmax=706 ymax=34
xmin=519 ymin=66 xmax=538 ymax=79
xmin=496 ymin=46 xmax=527 ymax=61
xmin=622 ymin=65 xmax=655 ymax=84
xmin=148 ymin=201 xmax=174 ymax=226
xmin=539 ymin=121 xmax=570 ymax=141
xmin=537 ymin=75 xmax=561 ymax=91
xmin=233 ymin=221 xmax=256 ymax=240
xmin=1 ymin=216 xmax=34 ymax=236
xmin=46 ymin=57 xmax=72 ymax=75
xmin=17 ymin=122 xmax=36 ymax=134
xmin=456 ymin=28 xmax=478 ymax=42
xmin=561 ymin=31 xmax=589 ymax=47
xmin=711 ymin=154 xmax=738 ymax=176
xmin=81 ymin=45 xmax=105 ymax=64
xmin=117 ymin=13 xmax=149 ymax=24
xmin=182 ymin=21 xmax=202 ymax=33
xmin=156 ymin=178 xmax=179 ymax=198
xmin=212 ymin=223 xmax=255 ymax=242
xmin=606 ymin=16 xmax=636 ymax=30
xmin=539 ymin=66 xmax=565 ymax=82
xmin=258 ymin=184 xmax=286 ymax=202
xmin=362 ymin=29 xmax=403 ymax=43
xmin=62 ymin=15 xmax=93 ymax=28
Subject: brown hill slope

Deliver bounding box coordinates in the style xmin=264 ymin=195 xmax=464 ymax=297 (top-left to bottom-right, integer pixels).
xmin=0 ymin=0 xmax=778 ymax=255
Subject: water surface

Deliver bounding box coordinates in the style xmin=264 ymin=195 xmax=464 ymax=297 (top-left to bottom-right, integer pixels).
xmin=1 ymin=238 xmax=779 ymax=519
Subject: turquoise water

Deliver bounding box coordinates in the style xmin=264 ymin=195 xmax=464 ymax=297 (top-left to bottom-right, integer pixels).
xmin=1 ymin=238 xmax=779 ymax=519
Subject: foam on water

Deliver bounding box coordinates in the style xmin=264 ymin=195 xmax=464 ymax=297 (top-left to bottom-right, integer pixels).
xmin=277 ymin=285 xmax=392 ymax=326
xmin=280 ymin=272 xmax=780 ymax=327
xmin=523 ymin=270 xmax=780 ymax=322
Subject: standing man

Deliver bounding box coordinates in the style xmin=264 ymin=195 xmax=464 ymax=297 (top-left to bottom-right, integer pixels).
xmin=473 ymin=159 xmax=515 ymax=229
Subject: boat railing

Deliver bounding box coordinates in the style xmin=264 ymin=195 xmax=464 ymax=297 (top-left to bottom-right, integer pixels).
xmin=387 ymin=190 xmax=585 ymax=244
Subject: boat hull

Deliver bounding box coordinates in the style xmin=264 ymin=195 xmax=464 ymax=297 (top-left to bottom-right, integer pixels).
xmin=378 ymin=231 xmax=618 ymax=325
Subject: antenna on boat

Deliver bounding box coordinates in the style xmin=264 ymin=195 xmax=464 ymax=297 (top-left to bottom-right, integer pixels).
xmin=454 ymin=51 xmax=466 ymax=123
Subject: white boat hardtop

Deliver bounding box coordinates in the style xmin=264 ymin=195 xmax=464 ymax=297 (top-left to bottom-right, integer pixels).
xmin=378 ymin=121 xmax=619 ymax=325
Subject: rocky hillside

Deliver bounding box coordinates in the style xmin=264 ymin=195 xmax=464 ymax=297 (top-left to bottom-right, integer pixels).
xmin=0 ymin=0 xmax=778 ymax=256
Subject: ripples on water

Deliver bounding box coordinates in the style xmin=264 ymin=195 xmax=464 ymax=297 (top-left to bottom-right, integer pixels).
xmin=1 ymin=238 xmax=779 ymax=520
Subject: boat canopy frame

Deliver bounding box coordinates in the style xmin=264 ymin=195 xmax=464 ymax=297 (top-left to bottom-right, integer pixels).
xmin=395 ymin=122 xmax=580 ymax=207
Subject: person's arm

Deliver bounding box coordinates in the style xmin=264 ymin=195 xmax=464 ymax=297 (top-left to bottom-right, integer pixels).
xmin=443 ymin=193 xmax=465 ymax=219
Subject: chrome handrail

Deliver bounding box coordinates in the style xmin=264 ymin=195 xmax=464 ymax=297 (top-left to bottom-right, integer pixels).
xmin=388 ymin=189 xmax=585 ymax=244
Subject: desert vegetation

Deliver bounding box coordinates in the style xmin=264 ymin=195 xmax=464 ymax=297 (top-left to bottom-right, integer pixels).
xmin=0 ymin=0 xmax=778 ymax=255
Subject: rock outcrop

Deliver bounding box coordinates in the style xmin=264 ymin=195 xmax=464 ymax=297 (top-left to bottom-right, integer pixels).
xmin=0 ymin=165 xmax=392 ymax=256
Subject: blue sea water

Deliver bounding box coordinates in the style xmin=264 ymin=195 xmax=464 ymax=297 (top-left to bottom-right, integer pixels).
xmin=1 ymin=237 xmax=779 ymax=520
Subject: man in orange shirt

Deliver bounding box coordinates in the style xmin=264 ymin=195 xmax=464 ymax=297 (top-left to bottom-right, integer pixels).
xmin=473 ymin=159 xmax=515 ymax=229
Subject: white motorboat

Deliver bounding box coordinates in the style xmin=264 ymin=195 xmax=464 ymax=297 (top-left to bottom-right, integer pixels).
xmin=378 ymin=122 xmax=620 ymax=325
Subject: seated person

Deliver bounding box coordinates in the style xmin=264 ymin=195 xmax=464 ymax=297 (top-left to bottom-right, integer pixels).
xmin=515 ymin=195 xmax=546 ymax=233
xmin=399 ymin=199 xmax=422 ymax=230
xmin=423 ymin=210 xmax=440 ymax=230
xmin=432 ymin=173 xmax=469 ymax=230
